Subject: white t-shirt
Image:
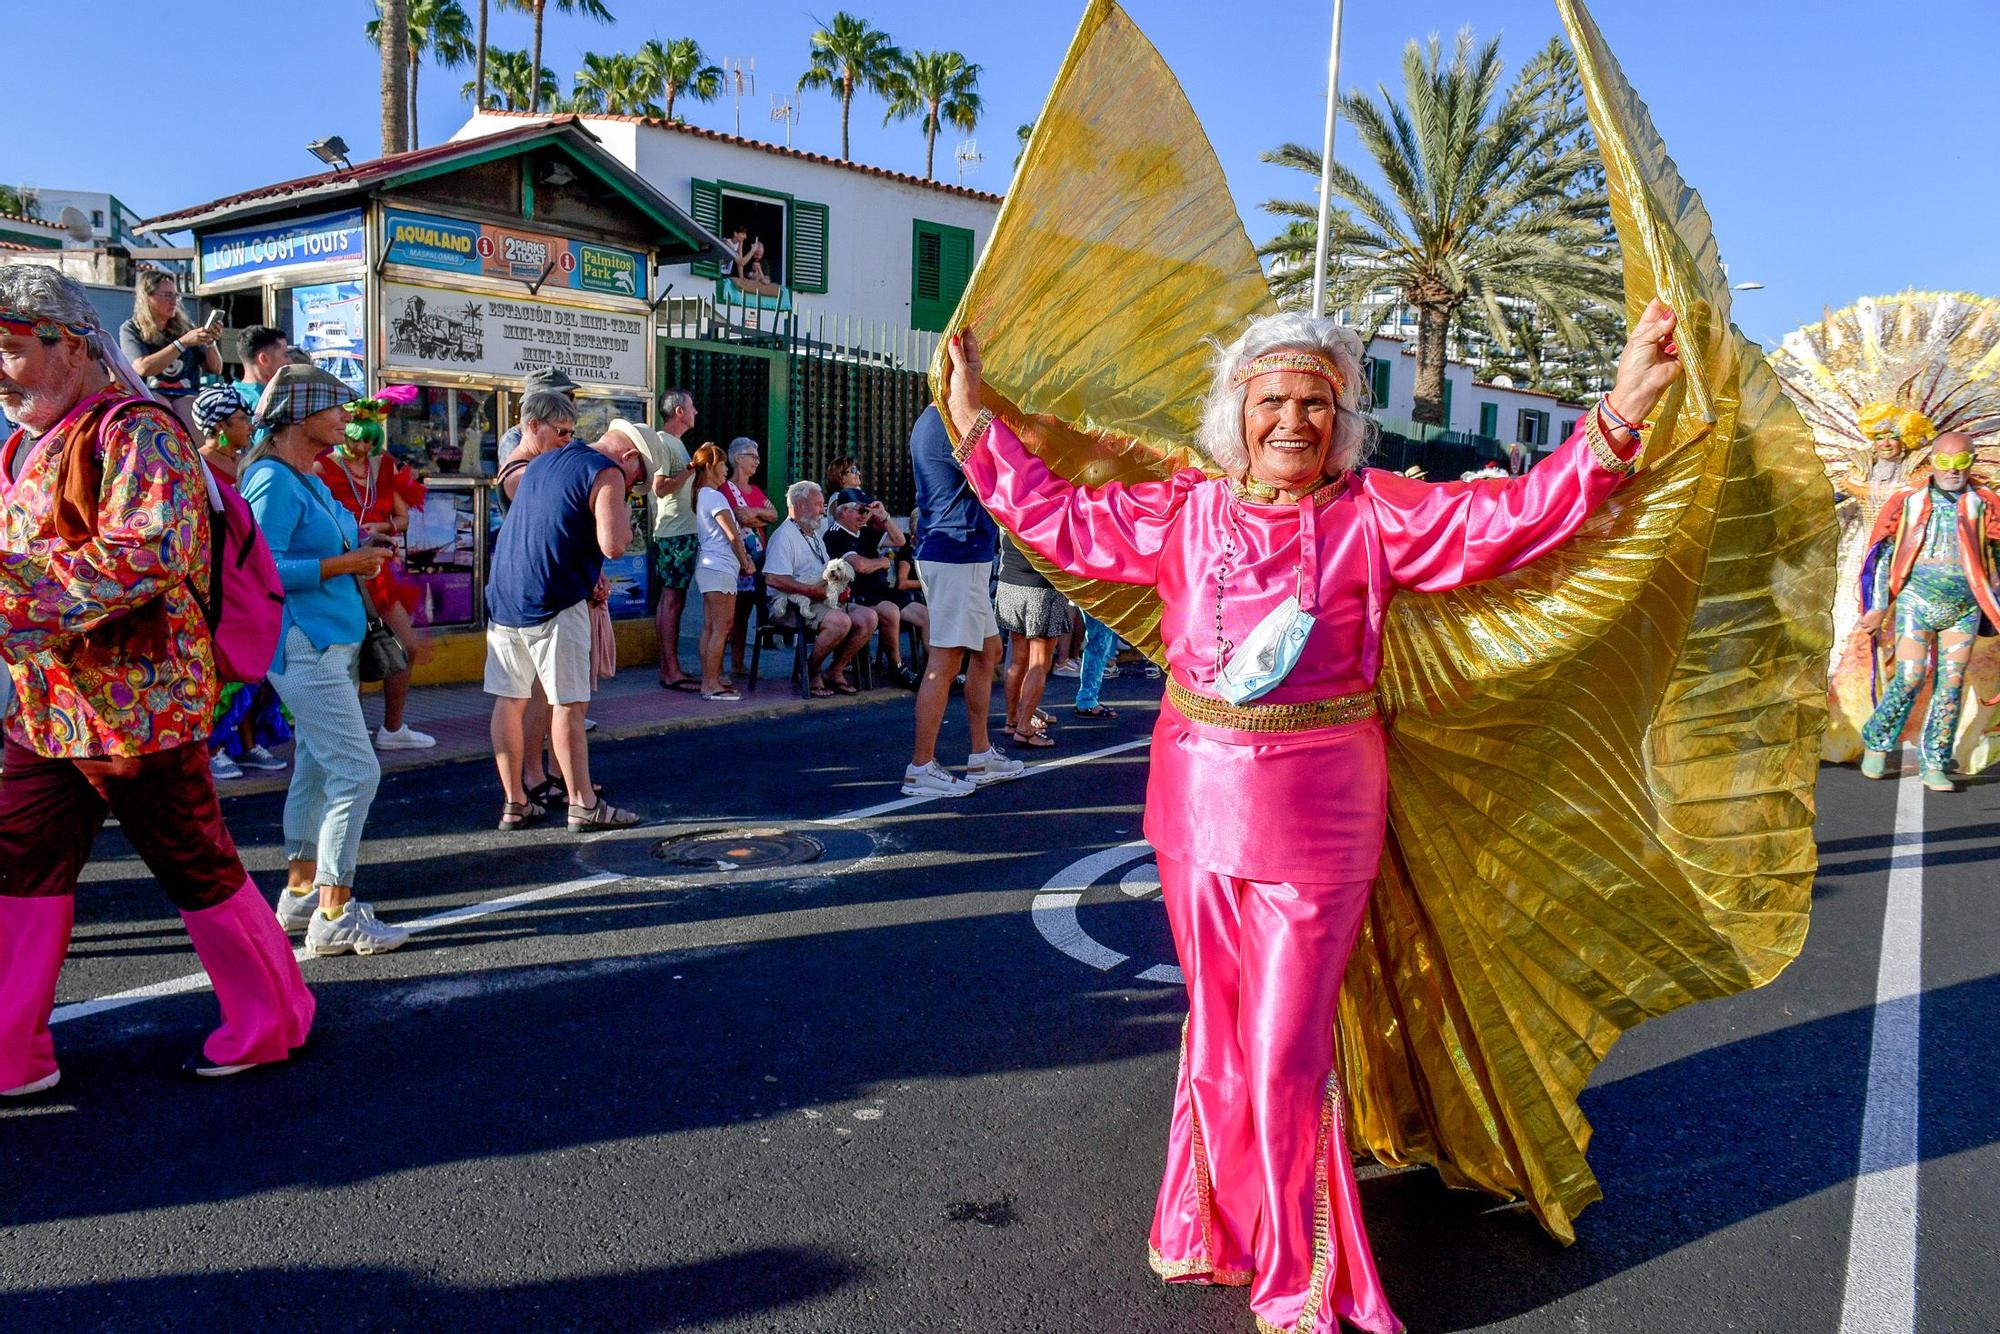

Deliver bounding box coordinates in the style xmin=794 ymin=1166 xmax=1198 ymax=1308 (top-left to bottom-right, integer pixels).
xmin=695 ymin=487 xmax=737 ymax=573
xmin=764 ymin=518 xmax=829 ymax=609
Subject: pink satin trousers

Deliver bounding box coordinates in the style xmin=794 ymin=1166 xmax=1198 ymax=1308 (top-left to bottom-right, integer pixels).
xmin=1149 ymin=855 xmax=1402 ymax=1334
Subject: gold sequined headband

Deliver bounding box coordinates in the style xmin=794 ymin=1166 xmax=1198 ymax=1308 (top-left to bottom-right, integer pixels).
xmin=1232 ymin=350 xmax=1346 ymax=394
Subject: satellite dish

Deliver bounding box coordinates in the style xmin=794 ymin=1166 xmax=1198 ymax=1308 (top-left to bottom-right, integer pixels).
xmin=56 ymin=206 xmax=92 ymax=242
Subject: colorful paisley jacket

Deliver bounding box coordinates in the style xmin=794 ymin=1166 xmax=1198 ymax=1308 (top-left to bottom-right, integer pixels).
xmin=0 ymin=385 xmax=218 ymax=758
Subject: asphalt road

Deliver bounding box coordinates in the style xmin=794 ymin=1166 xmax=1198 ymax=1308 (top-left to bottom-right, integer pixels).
xmin=1 ymin=675 xmax=1993 ymax=1334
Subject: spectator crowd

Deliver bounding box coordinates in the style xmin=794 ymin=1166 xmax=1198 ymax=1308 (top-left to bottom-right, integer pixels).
xmin=0 ymin=263 xmax=1132 ymax=1094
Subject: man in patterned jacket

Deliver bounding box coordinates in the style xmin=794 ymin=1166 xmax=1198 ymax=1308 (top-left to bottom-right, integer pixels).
xmin=0 ymin=264 xmax=312 ymax=1096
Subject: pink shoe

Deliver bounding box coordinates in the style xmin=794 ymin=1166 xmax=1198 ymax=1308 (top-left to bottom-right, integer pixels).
xmin=180 ymin=878 xmax=315 ymax=1075
xmin=0 ymin=895 xmax=73 ymax=1096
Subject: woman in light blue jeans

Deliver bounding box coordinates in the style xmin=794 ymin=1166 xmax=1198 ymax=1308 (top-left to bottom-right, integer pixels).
xmin=240 ymin=366 xmax=409 ymax=958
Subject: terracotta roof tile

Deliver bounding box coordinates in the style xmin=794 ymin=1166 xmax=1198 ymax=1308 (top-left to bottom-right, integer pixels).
xmin=0 ymin=212 xmax=68 ymax=233
xmin=470 ymin=108 xmax=1005 ymax=204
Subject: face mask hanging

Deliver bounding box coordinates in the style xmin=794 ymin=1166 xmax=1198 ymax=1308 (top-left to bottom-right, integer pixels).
xmin=1213 ymin=491 xmax=1321 ymax=706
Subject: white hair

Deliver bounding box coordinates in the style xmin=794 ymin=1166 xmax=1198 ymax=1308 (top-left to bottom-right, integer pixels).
xmin=785 ymin=479 xmax=823 ymax=513
xmin=0 ymin=263 xmax=155 ymax=403
xmin=1195 ymin=312 xmax=1374 ymax=474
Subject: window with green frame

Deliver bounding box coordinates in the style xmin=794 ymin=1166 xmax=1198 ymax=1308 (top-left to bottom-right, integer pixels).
xmin=687 ymin=178 xmax=829 ymax=294
xmin=911 ymin=219 xmax=975 ymax=332
xmin=1477 ymin=401 xmax=1499 ymax=438
xmin=1367 ymin=356 xmax=1391 ymax=410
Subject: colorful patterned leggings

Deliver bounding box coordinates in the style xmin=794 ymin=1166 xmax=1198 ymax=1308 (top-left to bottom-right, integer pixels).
xmin=1860 ymin=564 xmax=1980 ymax=771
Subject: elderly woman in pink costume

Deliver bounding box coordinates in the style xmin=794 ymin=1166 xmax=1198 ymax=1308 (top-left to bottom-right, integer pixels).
xmin=941 ymin=300 xmax=1683 ymax=1334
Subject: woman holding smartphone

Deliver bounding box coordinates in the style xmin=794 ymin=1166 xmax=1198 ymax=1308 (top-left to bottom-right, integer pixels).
xmin=119 ymin=271 xmax=220 ymax=436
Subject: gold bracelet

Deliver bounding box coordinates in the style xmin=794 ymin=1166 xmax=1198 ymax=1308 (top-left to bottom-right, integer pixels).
xmin=952 ymin=408 xmax=995 ymax=465
xmin=1584 ymin=407 xmax=1640 ymax=475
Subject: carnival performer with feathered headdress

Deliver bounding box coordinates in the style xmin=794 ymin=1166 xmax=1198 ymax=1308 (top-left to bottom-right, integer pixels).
xmin=1769 ymin=292 xmax=2000 ymax=772
xmin=927 ymin=2 xmax=1831 ymax=1330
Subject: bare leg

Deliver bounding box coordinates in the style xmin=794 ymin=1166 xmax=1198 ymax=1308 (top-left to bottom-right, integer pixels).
xmin=874 ymin=600 xmax=905 ymax=666
xmin=902 ymin=602 xmax=930 ymax=659
xmin=700 ymin=591 xmax=735 ymax=693
xmin=550 ymin=701 xmax=593 ymax=806
xmin=1017 ymin=635 xmax=1059 ymax=743
xmin=522 ymin=683 xmax=552 ymax=789
xmin=656 ymin=584 xmax=689 ymax=684
xmin=808 ymin=609 xmax=853 ymax=688
xmin=380 ymin=602 xmax=421 ymax=732
xmin=831 ymin=606 xmax=877 ymax=677
xmin=728 ymin=592 xmax=754 ymax=680
xmin=910 ymin=645 xmax=969 ymax=768
xmin=1004 ymin=632 xmax=1028 ymax=734
xmin=491 ymin=695 xmax=529 ymax=804
xmin=964 ymin=634 xmax=1001 ymax=756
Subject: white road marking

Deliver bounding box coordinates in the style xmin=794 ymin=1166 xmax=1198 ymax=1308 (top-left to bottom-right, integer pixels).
xmin=1837 ymin=752 xmax=1925 ymax=1334
xmin=1030 ymin=840 xmax=1181 ymax=984
xmin=51 ymin=740 xmax=1151 ymax=1029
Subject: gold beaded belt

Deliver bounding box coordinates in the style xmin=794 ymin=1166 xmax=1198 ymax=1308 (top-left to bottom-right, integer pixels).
xmin=1165 ymin=679 xmax=1377 ymax=733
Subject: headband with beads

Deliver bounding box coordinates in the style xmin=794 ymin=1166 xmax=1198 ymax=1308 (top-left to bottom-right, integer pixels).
xmin=1232 ymin=350 xmax=1346 ymax=395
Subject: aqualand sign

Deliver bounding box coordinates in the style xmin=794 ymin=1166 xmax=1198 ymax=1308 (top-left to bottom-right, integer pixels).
xmin=381 ymin=207 xmax=647 ymax=301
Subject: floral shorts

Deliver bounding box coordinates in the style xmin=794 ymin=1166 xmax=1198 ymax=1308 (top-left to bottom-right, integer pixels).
xmin=652 ymin=534 xmax=700 ymax=591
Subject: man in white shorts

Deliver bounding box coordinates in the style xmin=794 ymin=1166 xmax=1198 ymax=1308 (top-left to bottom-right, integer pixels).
xmin=901 ymin=406 xmax=1023 ymax=796
xmin=485 ymin=428 xmax=646 ymax=833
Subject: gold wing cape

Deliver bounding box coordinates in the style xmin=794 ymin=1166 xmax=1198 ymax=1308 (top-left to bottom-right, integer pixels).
xmin=937 ymin=0 xmax=1834 ymax=1241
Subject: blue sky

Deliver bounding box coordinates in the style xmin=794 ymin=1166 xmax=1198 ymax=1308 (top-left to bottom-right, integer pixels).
xmin=9 ymin=1 xmax=1996 ymax=346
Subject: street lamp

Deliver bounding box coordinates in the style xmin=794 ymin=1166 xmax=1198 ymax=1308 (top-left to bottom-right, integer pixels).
xmin=307 ymin=136 xmax=353 ymax=171
xmin=1733 ymin=281 xmax=1765 ymax=291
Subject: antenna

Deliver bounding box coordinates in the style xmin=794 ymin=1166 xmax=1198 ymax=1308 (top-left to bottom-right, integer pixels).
xmin=56 ymin=205 xmax=93 ymax=243
xmin=723 ymin=57 xmax=756 ymax=137
xmin=954 ymin=139 xmax=984 ymax=187
xmin=770 ymin=92 xmax=800 ymax=147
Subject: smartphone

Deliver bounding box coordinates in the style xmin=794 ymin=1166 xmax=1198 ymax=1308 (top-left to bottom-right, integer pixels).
xmin=204 ymin=310 xmax=223 ymax=331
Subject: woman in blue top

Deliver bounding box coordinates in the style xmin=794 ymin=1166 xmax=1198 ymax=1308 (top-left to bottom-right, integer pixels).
xmin=240 ymin=367 xmax=408 ymax=960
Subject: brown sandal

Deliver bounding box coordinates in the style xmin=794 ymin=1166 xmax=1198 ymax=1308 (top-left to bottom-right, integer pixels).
xmin=497 ymin=799 xmax=546 ymax=831
xmin=568 ymin=796 xmax=641 ymax=833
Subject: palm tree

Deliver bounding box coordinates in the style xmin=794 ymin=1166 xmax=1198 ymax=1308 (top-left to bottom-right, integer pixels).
xmin=369 ymin=0 xmax=474 ymax=149
xmin=378 ymin=0 xmax=410 ymax=155
xmin=0 ymin=185 xmax=24 ymax=217
xmin=635 ymin=36 xmax=722 ymax=124
xmin=882 ymin=49 xmax=981 ymax=180
xmin=1014 ymin=122 xmax=1032 ymax=169
xmin=797 ymin=12 xmax=901 ymax=161
xmin=574 ymin=51 xmax=659 ymax=116
xmin=467 ymin=47 xmax=558 ymax=111
xmin=1260 ymin=29 xmax=1620 ymax=425
xmin=472 ymin=0 xmax=490 ymax=115
xmin=498 ymin=0 xmax=614 ymax=113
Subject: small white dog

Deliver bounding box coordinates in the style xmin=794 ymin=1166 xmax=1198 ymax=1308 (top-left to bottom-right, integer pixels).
xmin=772 ymin=556 xmax=856 ymax=622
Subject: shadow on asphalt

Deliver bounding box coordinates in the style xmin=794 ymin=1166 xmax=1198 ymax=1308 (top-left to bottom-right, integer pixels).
xmin=0 ymin=1246 xmax=859 ymax=1330
xmin=1363 ymin=969 xmax=2000 ymax=1330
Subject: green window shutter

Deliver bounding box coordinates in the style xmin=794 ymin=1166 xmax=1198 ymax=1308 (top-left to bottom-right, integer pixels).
xmin=1368 ymin=357 xmax=1391 ymax=410
xmin=1478 ymin=401 xmax=1498 ymax=437
xmin=689 ymin=179 xmax=721 ymax=278
xmin=789 ymin=199 xmax=829 ymax=294
xmin=1440 ymin=377 xmax=1453 ymax=430
xmin=911 ymin=219 xmax=975 ymax=332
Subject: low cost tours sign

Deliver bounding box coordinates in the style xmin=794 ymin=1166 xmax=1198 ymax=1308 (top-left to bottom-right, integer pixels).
xmin=380 ymin=281 xmax=648 ymax=388
xmin=199 ymin=209 xmax=365 ymax=283
xmin=381 ymin=208 xmax=647 ymax=300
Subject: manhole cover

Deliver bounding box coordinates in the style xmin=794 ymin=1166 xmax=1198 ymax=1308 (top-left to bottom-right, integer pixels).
xmin=652 ymin=828 xmax=824 ymax=872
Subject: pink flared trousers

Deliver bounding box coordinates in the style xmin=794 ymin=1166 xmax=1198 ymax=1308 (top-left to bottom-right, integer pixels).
xmin=1148 ymin=854 xmax=1401 ymax=1334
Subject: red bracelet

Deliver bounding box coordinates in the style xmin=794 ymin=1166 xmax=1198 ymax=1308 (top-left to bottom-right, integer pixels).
xmin=1598 ymin=397 xmax=1642 ymax=437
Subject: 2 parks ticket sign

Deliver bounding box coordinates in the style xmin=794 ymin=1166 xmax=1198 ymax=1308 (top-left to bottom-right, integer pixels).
xmin=380 ymin=281 xmax=648 ymax=389
xmin=381 ymin=208 xmax=647 ymax=301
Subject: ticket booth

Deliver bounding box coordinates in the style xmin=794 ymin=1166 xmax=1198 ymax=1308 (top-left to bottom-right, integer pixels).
xmin=146 ymin=120 xmax=725 ymax=677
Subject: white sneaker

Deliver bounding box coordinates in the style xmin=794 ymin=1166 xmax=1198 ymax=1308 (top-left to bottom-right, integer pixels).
xmin=209 ymin=750 xmax=243 ymax=780
xmin=305 ymin=900 xmax=411 ymax=957
xmin=902 ymin=761 xmax=977 ymax=798
xmin=374 ymin=725 xmax=437 ymax=751
xmin=965 ymin=747 xmax=1026 ymax=786
xmin=1052 ymin=658 xmax=1082 ymax=677
xmin=273 ymin=886 xmax=319 ymax=933
xmin=239 ymin=744 xmax=286 ymax=771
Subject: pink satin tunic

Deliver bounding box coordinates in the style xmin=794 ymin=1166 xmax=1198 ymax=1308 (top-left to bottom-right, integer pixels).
xmin=962 ymin=418 xmax=1632 ymax=881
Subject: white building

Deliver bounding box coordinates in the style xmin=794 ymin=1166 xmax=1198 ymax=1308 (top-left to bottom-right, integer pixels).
xmin=1360 ymin=332 xmax=1589 ymax=452
xmin=452 ymin=110 xmax=1000 ymax=339
xmin=15 ymin=188 xmax=182 ymax=259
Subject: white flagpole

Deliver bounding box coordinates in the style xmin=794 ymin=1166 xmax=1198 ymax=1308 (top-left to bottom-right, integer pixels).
xmin=1309 ymin=0 xmax=1347 ymax=318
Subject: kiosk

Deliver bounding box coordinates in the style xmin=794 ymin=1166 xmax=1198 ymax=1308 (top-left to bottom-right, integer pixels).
xmin=142 ymin=119 xmax=725 ymax=674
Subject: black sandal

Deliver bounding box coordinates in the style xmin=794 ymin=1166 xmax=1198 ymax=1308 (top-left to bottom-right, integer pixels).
xmin=1073 ymin=704 xmax=1117 ymax=719
xmin=498 ymin=798 xmax=546 ymax=831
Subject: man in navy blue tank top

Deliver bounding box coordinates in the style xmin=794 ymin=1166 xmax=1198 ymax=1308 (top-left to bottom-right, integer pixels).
xmin=485 ymin=433 xmax=646 ymax=833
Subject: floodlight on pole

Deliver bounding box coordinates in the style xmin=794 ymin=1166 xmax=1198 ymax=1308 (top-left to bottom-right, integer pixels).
xmin=1308 ymin=0 xmax=1346 ymax=319
xmin=307 ymin=136 xmax=352 ymax=171
xmin=1733 ymin=281 xmax=1765 ymax=291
